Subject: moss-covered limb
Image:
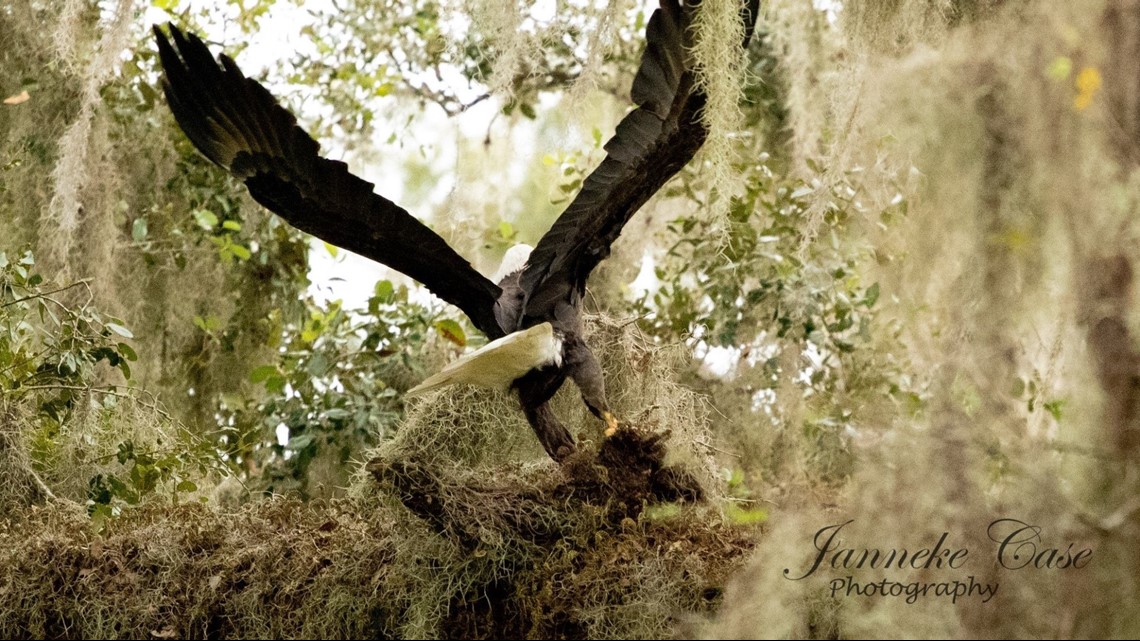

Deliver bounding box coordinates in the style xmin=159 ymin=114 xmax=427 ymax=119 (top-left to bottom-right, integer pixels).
xmin=0 ymin=473 xmax=754 ymax=640
xmin=0 ymin=500 xmax=403 ymax=640
xmin=702 ymin=0 xmax=1140 ymax=637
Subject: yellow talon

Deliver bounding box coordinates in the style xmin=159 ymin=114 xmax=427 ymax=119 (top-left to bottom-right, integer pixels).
xmin=603 ymin=411 xmax=619 ymax=437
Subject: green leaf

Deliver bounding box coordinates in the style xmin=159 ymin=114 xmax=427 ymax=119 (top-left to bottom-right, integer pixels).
xmin=287 ymin=432 xmax=316 ymax=451
xmin=118 ymin=342 xmax=138 ymax=362
xmin=89 ymin=503 xmax=113 ymax=532
xmin=373 ymin=279 xmax=394 ymax=303
xmin=138 ymin=82 xmax=157 ymax=108
xmin=307 ymin=353 xmax=329 ymax=377
xmin=130 ymin=463 xmax=159 ymax=495
xmin=265 ymin=374 xmax=287 ymax=394
xmin=434 ymin=319 xmax=466 ymax=347
xmin=559 ymin=179 xmax=582 ymax=193
xmin=222 ymin=220 xmax=241 ymax=232
xmin=106 ymin=322 xmax=134 ymax=338
xmin=250 ymin=365 xmax=278 ymax=383
xmin=1010 ymin=377 xmax=1025 ymax=398
xmin=176 ymin=480 xmax=198 ymax=493
xmin=193 ymin=209 xmax=219 ymax=230
xmin=1044 ymin=399 xmax=1066 ymax=421
xmin=132 ymin=218 xmax=148 ymax=242
xmin=117 ymin=442 xmax=134 ymax=465
xmin=498 ymin=221 xmax=514 ymax=240
xmin=863 ymin=282 xmax=880 ymax=308
xmin=1046 ymin=56 xmax=1073 ymax=81
xmin=726 ymin=504 xmax=768 ymax=526
xmin=323 ymin=241 xmax=339 ymax=258
xmin=193 ymin=315 xmax=222 ymax=332
xmin=229 ymin=244 xmax=251 ymax=261
xmin=107 ymin=475 xmax=137 ymax=503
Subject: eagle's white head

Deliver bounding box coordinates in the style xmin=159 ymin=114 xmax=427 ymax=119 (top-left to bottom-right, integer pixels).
xmin=491 ymin=243 xmax=534 ymax=283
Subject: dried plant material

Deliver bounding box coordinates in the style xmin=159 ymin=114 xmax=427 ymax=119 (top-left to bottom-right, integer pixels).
xmin=691 ymin=0 xmax=749 ymax=199
xmin=45 ymin=0 xmax=136 ymax=275
xmin=2 ymin=90 xmax=30 ymax=105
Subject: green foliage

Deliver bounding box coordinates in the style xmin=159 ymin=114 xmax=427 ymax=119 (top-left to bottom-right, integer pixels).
xmin=3 ymin=0 xmax=1138 ymax=638
xmin=0 ymin=249 xmax=136 ymax=418
xmin=721 ymin=467 xmax=768 ymax=526
xmin=216 ymin=280 xmax=455 ymax=498
xmin=280 ymin=0 xmax=644 ymax=138
xmin=85 ymin=435 xmax=225 ymax=532
xmin=742 ymin=28 xmax=793 ymax=166
xmin=1 ymin=0 xmax=891 ymax=516
xmin=634 ymin=158 xmax=916 ymax=484
xmin=0 ymin=249 xmax=230 ymax=522
xmin=648 ymin=162 xmax=888 ymax=356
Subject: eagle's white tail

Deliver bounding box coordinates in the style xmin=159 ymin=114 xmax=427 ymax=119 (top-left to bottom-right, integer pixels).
xmin=407 ymin=322 xmax=562 ymax=396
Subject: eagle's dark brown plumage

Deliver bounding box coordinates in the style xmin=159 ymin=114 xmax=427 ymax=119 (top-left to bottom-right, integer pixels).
xmin=155 ymin=0 xmax=760 ymax=461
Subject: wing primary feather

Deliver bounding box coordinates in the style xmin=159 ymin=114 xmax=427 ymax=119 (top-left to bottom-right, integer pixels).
xmin=519 ymin=0 xmax=761 ymax=321
xmin=169 ymin=28 xmax=257 ymax=157
xmin=155 ymin=24 xmax=505 ymax=338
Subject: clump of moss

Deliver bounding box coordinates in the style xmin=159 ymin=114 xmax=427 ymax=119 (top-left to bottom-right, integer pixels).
xmin=0 ymin=492 xmax=754 ymax=640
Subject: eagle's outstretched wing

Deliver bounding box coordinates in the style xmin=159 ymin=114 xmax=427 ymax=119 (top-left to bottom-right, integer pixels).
xmin=154 ymin=25 xmax=504 ymax=337
xmin=517 ymin=0 xmax=761 ymax=322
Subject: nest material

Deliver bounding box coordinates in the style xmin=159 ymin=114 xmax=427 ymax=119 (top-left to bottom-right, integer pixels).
xmin=0 ymin=314 xmax=757 ymax=639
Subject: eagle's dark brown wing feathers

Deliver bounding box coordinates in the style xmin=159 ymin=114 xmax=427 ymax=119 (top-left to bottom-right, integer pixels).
xmin=630 ymin=1 xmax=684 ymax=120
xmin=518 ymin=0 xmax=760 ymax=322
xmin=155 ymin=25 xmax=504 ymax=337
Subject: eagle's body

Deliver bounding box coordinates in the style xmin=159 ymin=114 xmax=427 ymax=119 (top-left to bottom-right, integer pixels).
xmin=410 ymin=247 xmax=599 ymax=459
xmin=155 ymin=1 xmax=759 ymax=462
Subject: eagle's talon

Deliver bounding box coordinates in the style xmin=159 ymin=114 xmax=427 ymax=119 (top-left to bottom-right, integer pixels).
xmin=603 ymin=411 xmax=620 ymax=437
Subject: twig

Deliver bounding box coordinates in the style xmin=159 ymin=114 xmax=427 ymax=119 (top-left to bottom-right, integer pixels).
xmin=27 ymin=465 xmax=60 ymax=503
xmin=1 ymin=278 xmax=92 ymax=308
xmin=694 ymin=437 xmax=740 ymax=458
xmin=20 ymin=383 xmax=179 ymax=427
xmin=460 ymin=92 xmax=492 ymax=113
xmin=21 ymin=383 xmax=135 ymax=400
xmin=618 ymin=313 xmax=650 ymax=329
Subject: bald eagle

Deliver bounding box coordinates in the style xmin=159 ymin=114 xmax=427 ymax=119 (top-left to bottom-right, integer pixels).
xmin=155 ymin=0 xmax=760 ymax=462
